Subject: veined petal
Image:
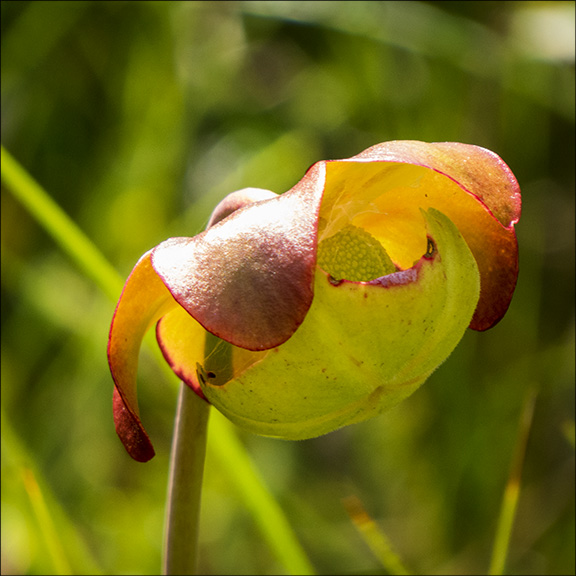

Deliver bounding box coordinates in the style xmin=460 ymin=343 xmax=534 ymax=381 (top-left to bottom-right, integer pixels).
xmin=200 ymin=209 xmax=480 ymax=439
xmin=108 ymin=251 xmax=178 ymax=462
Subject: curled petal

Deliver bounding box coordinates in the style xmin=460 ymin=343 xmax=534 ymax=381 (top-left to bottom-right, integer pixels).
xmin=340 ymin=140 xmax=521 ymax=330
xmin=109 ymin=140 xmax=521 ymax=459
xmin=155 ymin=306 xmax=209 ymax=398
xmin=151 ymin=163 xmax=327 ymax=351
xmin=107 ymin=251 xmax=178 ymax=461
xmin=350 ymin=141 xmax=521 ymax=227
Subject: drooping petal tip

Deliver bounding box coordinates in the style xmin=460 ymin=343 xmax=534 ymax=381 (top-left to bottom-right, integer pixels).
xmin=108 ymin=251 xmax=178 ymax=461
xmin=113 ymin=387 xmax=155 ymax=462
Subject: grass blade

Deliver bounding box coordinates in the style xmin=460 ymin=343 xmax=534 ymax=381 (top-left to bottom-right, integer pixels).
xmin=1 ymin=146 xmax=124 ymax=300
xmin=343 ymin=494 xmax=411 ymax=576
xmin=489 ymin=387 xmax=538 ymax=575
xmin=208 ymin=410 xmax=316 ymax=575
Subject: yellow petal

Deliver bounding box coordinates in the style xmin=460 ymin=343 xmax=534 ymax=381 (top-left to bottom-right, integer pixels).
xmin=320 ymin=140 xmax=520 ymax=330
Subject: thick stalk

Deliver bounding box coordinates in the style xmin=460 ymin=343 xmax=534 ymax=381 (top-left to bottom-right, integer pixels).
xmin=163 ymin=383 xmax=211 ymax=575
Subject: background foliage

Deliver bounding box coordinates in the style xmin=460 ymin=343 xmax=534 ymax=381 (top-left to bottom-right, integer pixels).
xmin=1 ymin=1 xmax=574 ymax=574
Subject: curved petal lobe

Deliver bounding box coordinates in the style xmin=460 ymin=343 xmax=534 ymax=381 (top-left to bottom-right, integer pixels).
xmin=151 ymin=164 xmax=326 ymax=351
xmin=323 ymin=141 xmax=521 ymax=330
xmin=108 ymin=251 xmax=178 ymax=461
xmin=349 ymin=140 xmax=521 ymax=227
xmin=207 ymin=188 xmax=278 ymax=228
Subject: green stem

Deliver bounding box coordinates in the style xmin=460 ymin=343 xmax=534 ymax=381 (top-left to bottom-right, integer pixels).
xmin=163 ymin=383 xmax=211 ymax=575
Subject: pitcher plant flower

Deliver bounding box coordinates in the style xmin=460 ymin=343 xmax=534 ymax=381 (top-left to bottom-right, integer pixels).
xmin=108 ymin=140 xmax=521 ymax=462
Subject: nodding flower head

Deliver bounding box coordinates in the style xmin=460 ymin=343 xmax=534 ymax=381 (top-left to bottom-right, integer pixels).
xmin=108 ymin=140 xmax=521 ymax=461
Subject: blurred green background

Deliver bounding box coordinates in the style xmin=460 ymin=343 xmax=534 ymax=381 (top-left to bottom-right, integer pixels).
xmin=1 ymin=1 xmax=574 ymax=574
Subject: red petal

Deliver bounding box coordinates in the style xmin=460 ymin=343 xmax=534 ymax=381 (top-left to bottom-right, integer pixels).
xmin=151 ymin=163 xmax=326 ymax=351
xmin=350 ymin=141 xmax=521 ymax=227
xmin=113 ymin=387 xmax=155 ymax=462
xmin=337 ymin=141 xmax=521 ymax=330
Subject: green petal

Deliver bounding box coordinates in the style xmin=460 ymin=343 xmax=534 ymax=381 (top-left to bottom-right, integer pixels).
xmin=200 ymin=209 xmax=480 ymax=439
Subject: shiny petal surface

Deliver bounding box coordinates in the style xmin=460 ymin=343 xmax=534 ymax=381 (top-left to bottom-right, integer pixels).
xmin=199 ymin=209 xmax=480 ymax=439
xmin=151 ymin=141 xmax=519 ymax=354
xmin=108 ymin=251 xmax=178 ymax=461
xmin=151 ymin=163 xmax=326 ymax=351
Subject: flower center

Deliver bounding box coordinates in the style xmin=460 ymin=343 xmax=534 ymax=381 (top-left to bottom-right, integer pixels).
xmin=317 ymin=224 xmax=396 ymax=282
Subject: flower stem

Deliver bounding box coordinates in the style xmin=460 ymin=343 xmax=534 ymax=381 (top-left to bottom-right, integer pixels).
xmin=163 ymin=383 xmax=211 ymax=575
